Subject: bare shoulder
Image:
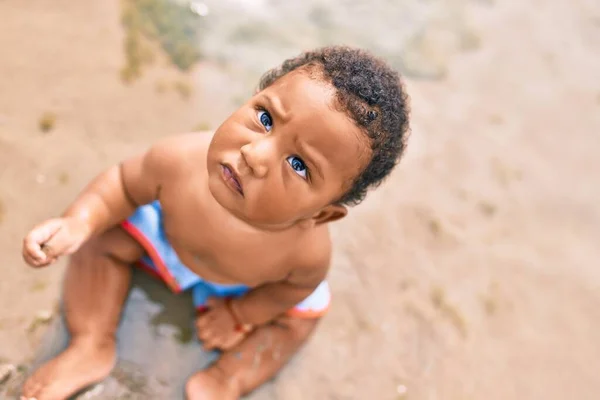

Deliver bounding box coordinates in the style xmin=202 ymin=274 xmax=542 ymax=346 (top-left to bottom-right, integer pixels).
xmin=146 ymin=131 xmax=213 ymax=166
xmin=143 ymin=131 xmax=214 ymax=177
xmin=120 ymin=131 xmax=214 ymax=205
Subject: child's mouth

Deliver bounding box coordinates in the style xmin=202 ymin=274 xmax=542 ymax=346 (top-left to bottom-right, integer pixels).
xmin=221 ymin=164 xmax=244 ymax=196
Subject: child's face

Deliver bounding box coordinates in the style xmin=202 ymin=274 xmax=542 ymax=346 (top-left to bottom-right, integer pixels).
xmin=207 ymin=70 xmax=369 ymax=229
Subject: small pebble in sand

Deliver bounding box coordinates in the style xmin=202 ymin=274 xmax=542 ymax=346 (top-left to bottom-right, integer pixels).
xmin=35 ymin=173 xmax=46 ymax=184
xmin=36 ymin=310 xmax=53 ymax=323
xmin=396 ymin=384 xmax=408 ymax=397
xmin=38 ymin=112 xmax=57 ymax=133
xmin=58 ymin=171 xmax=70 ymax=185
xmin=28 ymin=310 xmax=54 ymax=333
xmin=190 ymin=1 xmax=209 ymax=16
xmin=0 ymin=363 xmax=16 ymax=384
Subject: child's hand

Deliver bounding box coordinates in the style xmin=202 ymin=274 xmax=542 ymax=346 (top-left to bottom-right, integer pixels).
xmin=195 ymin=297 xmax=249 ymax=351
xmin=22 ymin=217 xmax=90 ymax=267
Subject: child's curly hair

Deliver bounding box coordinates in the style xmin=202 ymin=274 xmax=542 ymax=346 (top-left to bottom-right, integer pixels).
xmin=258 ymin=46 xmax=410 ymax=206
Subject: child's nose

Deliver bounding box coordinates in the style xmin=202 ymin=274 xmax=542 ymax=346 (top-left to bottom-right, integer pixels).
xmin=240 ymin=137 xmax=275 ymax=178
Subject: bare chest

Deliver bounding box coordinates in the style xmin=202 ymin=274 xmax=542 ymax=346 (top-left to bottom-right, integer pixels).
xmin=159 ymin=197 xmax=294 ymax=287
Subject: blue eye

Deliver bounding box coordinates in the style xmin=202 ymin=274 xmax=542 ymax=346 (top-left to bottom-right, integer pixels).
xmin=257 ymin=110 xmax=272 ymax=132
xmin=286 ymin=156 xmax=308 ymax=179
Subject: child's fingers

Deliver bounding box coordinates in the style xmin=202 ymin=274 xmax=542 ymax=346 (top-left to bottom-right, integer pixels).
xmin=202 ymin=341 xmax=216 ymax=351
xmin=221 ymin=332 xmax=245 ymax=351
xmin=22 ymin=219 xmax=63 ymax=264
xmin=196 ymin=319 xmax=215 ymax=345
xmin=199 ymin=330 xmax=216 ymax=350
xmin=23 ymin=248 xmax=54 ymax=267
xmin=195 ymin=311 xmax=216 ymax=330
xmin=196 ymin=323 xmax=224 ymax=348
xmin=22 ymin=249 xmax=41 ymax=267
xmin=202 ymin=335 xmax=224 ymax=351
xmin=29 ymin=219 xmax=63 ymax=245
xmin=200 ymin=328 xmax=242 ymax=351
xmin=41 ymin=228 xmax=77 ymax=259
xmin=23 ymin=237 xmax=48 ymax=265
xmin=195 ymin=314 xmax=206 ymax=330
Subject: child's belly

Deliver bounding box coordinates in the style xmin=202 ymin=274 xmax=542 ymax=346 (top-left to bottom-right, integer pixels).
xmin=169 ymin=239 xmax=284 ymax=288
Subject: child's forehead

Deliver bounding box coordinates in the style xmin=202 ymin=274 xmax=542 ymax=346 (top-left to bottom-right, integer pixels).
xmin=265 ymin=69 xmax=335 ymax=108
xmin=262 ymin=70 xmax=372 ymax=179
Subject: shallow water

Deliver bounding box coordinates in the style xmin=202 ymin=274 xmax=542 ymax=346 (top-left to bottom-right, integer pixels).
xmin=131 ymin=0 xmax=473 ymax=87
xmin=2 ymin=269 xmax=219 ymax=399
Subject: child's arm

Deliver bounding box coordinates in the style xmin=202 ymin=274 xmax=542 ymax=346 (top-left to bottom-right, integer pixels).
xmin=22 ymin=141 xmax=171 ymax=267
xmin=233 ymin=265 xmax=327 ymax=326
xmin=195 ymin=261 xmax=327 ymax=350
xmin=229 ymin=238 xmax=332 ymax=326
xmin=195 ymin=232 xmax=332 ymax=351
xmin=63 ymin=150 xmax=161 ymax=236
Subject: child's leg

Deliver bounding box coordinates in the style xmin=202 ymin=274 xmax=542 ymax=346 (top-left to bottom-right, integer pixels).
xmin=186 ymin=315 xmax=320 ymax=400
xmin=21 ymin=227 xmax=145 ymax=400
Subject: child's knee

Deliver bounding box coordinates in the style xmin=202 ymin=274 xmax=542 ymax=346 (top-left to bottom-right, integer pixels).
xmin=185 ymin=368 xmax=235 ymax=400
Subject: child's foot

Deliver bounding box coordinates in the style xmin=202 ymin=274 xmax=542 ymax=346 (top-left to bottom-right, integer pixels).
xmin=21 ymin=337 xmax=116 ymax=400
xmin=185 ymin=368 xmax=240 ymax=400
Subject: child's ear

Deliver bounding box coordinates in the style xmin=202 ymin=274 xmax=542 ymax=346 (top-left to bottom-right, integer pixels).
xmin=312 ymin=204 xmax=347 ymax=225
